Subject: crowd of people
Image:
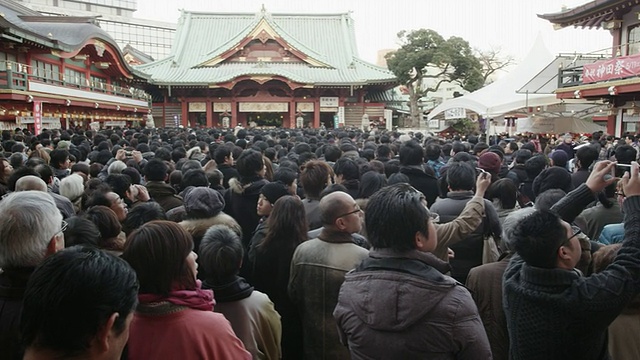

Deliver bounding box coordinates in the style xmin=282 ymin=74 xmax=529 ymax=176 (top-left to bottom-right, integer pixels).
xmin=0 ymin=125 xmax=639 ymax=360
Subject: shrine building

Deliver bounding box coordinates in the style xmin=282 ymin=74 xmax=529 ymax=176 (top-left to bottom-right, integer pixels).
xmin=0 ymin=0 xmax=151 ymax=133
xmin=139 ymin=7 xmax=398 ymax=129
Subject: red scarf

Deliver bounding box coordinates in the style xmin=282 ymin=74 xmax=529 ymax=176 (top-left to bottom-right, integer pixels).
xmin=138 ymin=280 xmax=215 ymax=311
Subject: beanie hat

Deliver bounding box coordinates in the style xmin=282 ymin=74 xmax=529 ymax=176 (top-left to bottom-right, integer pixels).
xmin=260 ymin=181 xmax=290 ymax=204
xmin=478 ymin=152 xmax=502 ymax=174
xmin=57 ymin=140 xmax=70 ymax=150
xmin=532 ymin=167 xmax=572 ymax=198
xmin=550 ymin=150 xmax=569 ymax=168
xmin=183 ymin=187 xmax=225 ymax=218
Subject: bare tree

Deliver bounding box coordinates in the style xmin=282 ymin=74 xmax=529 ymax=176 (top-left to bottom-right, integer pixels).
xmin=476 ymin=46 xmax=515 ymax=85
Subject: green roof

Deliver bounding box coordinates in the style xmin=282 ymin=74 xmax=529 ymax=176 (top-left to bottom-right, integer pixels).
xmin=136 ymin=9 xmax=396 ymax=86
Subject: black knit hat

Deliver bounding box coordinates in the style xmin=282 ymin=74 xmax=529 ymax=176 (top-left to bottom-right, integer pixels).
xmin=532 ymin=167 xmax=572 ymax=198
xmin=260 ymin=181 xmax=290 ymax=204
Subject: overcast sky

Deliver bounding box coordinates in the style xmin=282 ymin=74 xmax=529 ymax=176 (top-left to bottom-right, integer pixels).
xmin=135 ymin=0 xmax=611 ymax=72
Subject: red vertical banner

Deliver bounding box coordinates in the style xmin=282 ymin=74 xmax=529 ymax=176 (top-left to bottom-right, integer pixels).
xmin=33 ymin=101 xmax=42 ymax=135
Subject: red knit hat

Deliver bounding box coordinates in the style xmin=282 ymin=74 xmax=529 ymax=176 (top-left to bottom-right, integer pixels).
xmin=478 ymin=152 xmax=502 ymax=174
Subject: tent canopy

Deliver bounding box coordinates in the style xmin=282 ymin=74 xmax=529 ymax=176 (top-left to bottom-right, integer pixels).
xmin=428 ymin=35 xmax=559 ymax=120
xmin=517 ymin=117 xmax=606 ymax=134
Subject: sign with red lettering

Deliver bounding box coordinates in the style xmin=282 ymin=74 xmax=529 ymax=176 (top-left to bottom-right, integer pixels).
xmin=583 ymin=54 xmax=640 ymax=83
xmin=33 ymin=101 xmax=42 ymax=135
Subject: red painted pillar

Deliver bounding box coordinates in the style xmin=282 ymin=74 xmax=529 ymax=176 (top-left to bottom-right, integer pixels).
xmin=181 ymin=100 xmax=188 ymax=127
xmin=231 ymin=99 xmax=238 ymax=128
xmin=313 ymin=98 xmax=320 ymax=128
xmin=607 ymin=114 xmax=616 ymax=135
xmin=206 ymin=99 xmax=213 ymax=128
xmin=289 ymin=99 xmax=295 ymax=128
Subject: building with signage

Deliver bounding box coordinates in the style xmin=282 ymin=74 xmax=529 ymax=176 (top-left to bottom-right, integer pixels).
xmin=539 ymin=0 xmax=640 ymax=135
xmin=137 ymin=7 xmax=397 ymax=128
xmin=17 ymin=0 xmax=176 ymax=62
xmin=0 ymin=0 xmax=151 ymax=132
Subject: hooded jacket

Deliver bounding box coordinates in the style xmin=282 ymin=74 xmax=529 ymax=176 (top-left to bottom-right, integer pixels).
xmin=145 ymin=181 xmax=183 ymax=212
xmin=334 ymin=249 xmax=491 ymax=360
xmin=224 ymin=177 xmax=268 ymax=250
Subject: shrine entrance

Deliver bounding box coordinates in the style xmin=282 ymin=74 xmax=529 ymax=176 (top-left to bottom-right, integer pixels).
xmin=246 ymin=112 xmax=284 ymax=127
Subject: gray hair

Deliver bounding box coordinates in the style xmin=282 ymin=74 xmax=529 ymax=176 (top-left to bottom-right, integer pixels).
xmin=15 ymin=175 xmax=47 ymax=192
xmin=59 ymin=174 xmax=84 ymax=202
xmin=0 ymin=191 xmax=61 ymax=267
xmin=107 ymin=160 xmax=127 ymax=175
xmin=501 ymin=207 xmax=537 ymax=252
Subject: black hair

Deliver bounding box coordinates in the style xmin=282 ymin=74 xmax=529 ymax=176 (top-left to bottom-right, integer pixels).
xmin=446 ymin=162 xmax=476 ymax=191
xmin=525 ymin=155 xmax=547 ymax=179
xmin=199 ymin=225 xmax=244 ymax=283
xmin=180 ymin=169 xmax=210 ymax=190
xmin=511 ymin=209 xmax=567 ymax=268
xmin=366 ymin=183 xmax=429 ymax=252
xmin=273 ymin=167 xmax=297 ymax=187
xmin=425 ymin=143 xmax=442 ymax=161
xmin=105 ymin=174 xmax=132 ymax=201
xmin=49 ymin=149 xmax=69 ymax=169
xmin=487 ymin=178 xmax=517 ymax=209
xmin=144 ymin=158 xmax=169 ymax=182
xmin=514 ymin=149 xmax=532 ymax=164
xmin=63 ymin=217 xmax=100 ymax=248
xmin=333 ymin=157 xmax=360 ymax=181
xmin=235 ymin=149 xmax=264 ymax=180
xmin=122 ymin=202 xmax=167 ymax=235
xmin=20 ymin=246 xmax=138 ymax=357
xmin=576 ymin=145 xmax=599 ymax=169
xmin=357 ymin=171 xmax=387 ymax=199
xmin=399 ymin=140 xmax=424 ymax=166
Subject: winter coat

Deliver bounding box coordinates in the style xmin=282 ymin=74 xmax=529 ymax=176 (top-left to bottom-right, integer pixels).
xmin=224 ymin=177 xmax=268 ymax=250
xmin=288 ymin=229 xmax=369 ymax=360
xmin=430 ymin=191 xmax=502 ymax=283
xmin=399 ymin=165 xmax=439 ymax=207
xmin=466 ymin=254 xmax=512 ymax=360
xmin=179 ymin=214 xmax=242 ymax=254
xmin=431 ymin=194 xmax=486 ymax=261
xmin=250 ymin=236 xmax=303 ymax=359
xmin=0 ymin=267 xmax=33 ymax=360
xmin=302 ymin=199 xmax=322 ymax=231
xmin=608 ymin=296 xmax=640 ymax=360
xmin=577 ymin=199 xmax=623 ymax=241
xmin=334 ymin=249 xmax=491 ymax=360
xmin=203 ymin=277 xmax=282 ymax=360
xmin=503 ymin=185 xmax=640 ymax=360
xmin=218 ymin=164 xmax=240 ymax=189
xmin=145 ymin=180 xmax=183 ymax=212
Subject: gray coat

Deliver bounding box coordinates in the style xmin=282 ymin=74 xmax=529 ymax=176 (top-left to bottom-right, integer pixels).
xmin=334 ymin=249 xmax=491 ymax=360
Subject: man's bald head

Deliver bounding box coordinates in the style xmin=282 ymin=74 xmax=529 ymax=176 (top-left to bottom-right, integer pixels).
xmin=319 ymin=191 xmax=355 ymax=227
xmin=15 ymin=175 xmax=48 ymax=192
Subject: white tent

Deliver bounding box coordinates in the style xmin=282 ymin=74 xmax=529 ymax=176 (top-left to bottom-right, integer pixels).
xmin=517 ymin=117 xmax=606 ymax=134
xmin=427 ymin=35 xmax=559 ymax=120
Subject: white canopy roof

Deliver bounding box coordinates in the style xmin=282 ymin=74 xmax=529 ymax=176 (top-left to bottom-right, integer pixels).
xmin=428 ymin=35 xmax=559 ymax=120
xmin=517 ymin=116 xmax=606 ymax=134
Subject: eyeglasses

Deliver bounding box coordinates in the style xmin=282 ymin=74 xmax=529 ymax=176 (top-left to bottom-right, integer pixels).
xmin=558 ymin=225 xmax=581 ymax=250
xmin=53 ymin=220 xmax=68 ymax=238
xmin=336 ymin=204 xmax=362 ymax=218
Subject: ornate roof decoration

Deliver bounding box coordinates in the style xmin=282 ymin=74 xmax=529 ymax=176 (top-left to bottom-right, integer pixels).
xmin=0 ymin=0 xmax=144 ymax=79
xmin=136 ymin=7 xmax=396 ymax=87
xmin=538 ymin=0 xmax=636 ymax=29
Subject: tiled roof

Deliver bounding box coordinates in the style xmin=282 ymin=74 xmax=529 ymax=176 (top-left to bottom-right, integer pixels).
xmin=537 ymin=0 xmax=628 ymax=28
xmin=137 ymin=9 xmax=396 ymax=86
xmin=0 ymin=0 xmax=144 ymax=78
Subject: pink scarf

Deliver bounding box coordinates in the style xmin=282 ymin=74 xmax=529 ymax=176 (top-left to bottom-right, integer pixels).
xmin=138 ymin=280 xmax=215 ymax=311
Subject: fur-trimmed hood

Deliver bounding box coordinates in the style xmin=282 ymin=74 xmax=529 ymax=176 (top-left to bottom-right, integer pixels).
xmin=179 ymin=213 xmax=243 ymax=239
xmin=228 ymin=177 xmax=268 ymax=196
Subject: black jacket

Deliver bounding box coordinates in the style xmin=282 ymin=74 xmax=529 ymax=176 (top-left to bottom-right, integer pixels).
xmin=400 ymin=166 xmax=439 ymax=207
xmin=503 ymin=185 xmax=640 ymax=360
